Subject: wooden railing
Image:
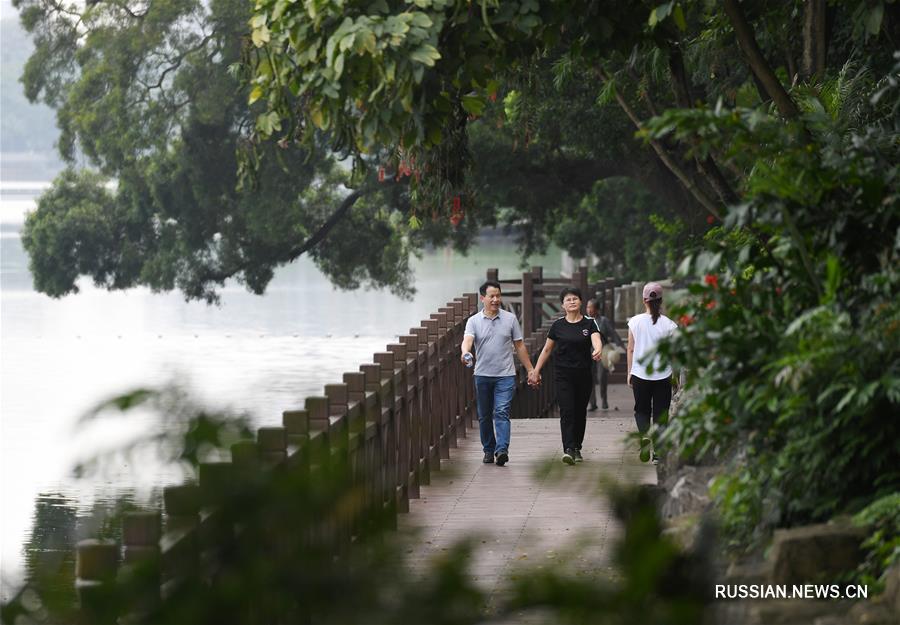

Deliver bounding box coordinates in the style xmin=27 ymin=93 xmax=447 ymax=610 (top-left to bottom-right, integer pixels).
xmin=71 ymin=266 xmax=659 ymax=620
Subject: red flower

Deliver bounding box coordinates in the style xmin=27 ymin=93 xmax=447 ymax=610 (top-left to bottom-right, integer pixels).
xmin=704 ymin=274 xmax=719 ymax=288
xmin=706 ymin=215 xmax=716 ymax=224
xmin=489 ymin=92 xmax=498 ymax=102
xmin=706 ymin=300 xmax=717 ymax=310
xmin=679 ymin=314 xmax=694 ymax=326
xmin=450 ymin=213 xmax=463 ymax=226
xmin=775 ymin=286 xmax=783 ymax=296
xmin=452 ymin=195 xmax=461 ymax=212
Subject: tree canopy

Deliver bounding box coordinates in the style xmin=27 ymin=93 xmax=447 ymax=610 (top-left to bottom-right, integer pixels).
xmin=15 ymin=0 xmax=900 ymax=302
xmin=15 ymin=0 xmax=448 ymax=302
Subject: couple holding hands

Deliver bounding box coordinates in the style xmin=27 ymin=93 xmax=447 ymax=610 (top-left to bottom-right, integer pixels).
xmin=462 ymin=279 xmax=674 ymax=467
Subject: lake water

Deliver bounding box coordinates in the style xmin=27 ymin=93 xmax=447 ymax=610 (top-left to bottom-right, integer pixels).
xmin=0 ymin=188 xmax=562 ymax=598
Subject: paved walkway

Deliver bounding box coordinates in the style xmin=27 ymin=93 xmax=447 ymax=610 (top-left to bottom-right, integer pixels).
xmin=400 ymin=383 xmax=657 ymax=614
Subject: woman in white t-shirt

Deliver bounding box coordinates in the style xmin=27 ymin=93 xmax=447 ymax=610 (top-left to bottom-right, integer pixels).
xmin=627 ymin=282 xmax=678 ymax=450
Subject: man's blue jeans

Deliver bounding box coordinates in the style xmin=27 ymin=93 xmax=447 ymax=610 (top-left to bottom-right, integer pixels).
xmin=474 ymin=375 xmax=515 ymax=454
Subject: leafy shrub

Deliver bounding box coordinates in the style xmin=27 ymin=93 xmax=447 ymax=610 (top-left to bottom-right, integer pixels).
xmin=647 ymin=59 xmax=900 ymax=552
xmin=852 ymin=493 xmax=900 ymax=591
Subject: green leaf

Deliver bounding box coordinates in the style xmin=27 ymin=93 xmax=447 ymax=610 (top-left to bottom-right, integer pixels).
xmin=866 ymin=4 xmax=884 ymax=36
xmin=517 ymin=14 xmax=540 ymax=32
xmin=673 ymin=4 xmax=686 ymax=31
xmin=460 ymin=94 xmax=485 ymax=116
xmin=309 ymin=107 xmax=327 ymax=130
xmin=248 ymin=85 xmax=264 ymax=105
xmin=271 ymin=0 xmax=289 ymax=22
xmin=356 ymin=30 xmax=377 ymax=54
xmin=334 ymin=53 xmax=345 ymax=79
xmin=255 ymin=110 xmax=282 ymax=135
xmin=657 ymin=1 xmax=673 ymax=19
xmin=409 ymin=43 xmax=441 ymax=66
xmin=410 ymin=12 xmax=433 ymax=28
xmin=597 ymin=79 xmax=617 ymax=106
xmin=835 ymin=388 xmax=857 ymax=413
xmin=251 ymin=25 xmax=270 ymax=47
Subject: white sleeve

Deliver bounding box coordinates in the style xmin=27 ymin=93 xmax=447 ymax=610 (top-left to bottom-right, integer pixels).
xmin=464 ymin=315 xmax=476 ymax=337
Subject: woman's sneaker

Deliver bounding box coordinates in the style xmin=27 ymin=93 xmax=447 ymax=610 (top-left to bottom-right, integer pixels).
xmin=562 ymin=450 xmax=576 ymax=465
xmin=572 ymin=449 xmax=584 ymax=463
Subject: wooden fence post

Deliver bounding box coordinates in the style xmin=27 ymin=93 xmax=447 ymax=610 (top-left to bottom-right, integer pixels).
xmin=121 ymin=511 xmax=162 ymax=618
xmin=76 ymin=539 xmax=119 ymax=625
xmin=258 ymin=427 xmax=287 ymax=466
xmin=577 ymin=265 xmax=590 ymax=314
xmin=522 ymin=270 xmax=534 ymax=338
xmin=360 ymin=363 xmax=385 ymax=522
xmin=373 ymin=351 xmax=398 ymax=526
xmin=399 ymin=334 xmax=422 ymax=499
xmin=422 ymin=318 xmax=448 ymax=461
xmin=411 ymin=326 xmax=434 ymax=482
xmin=387 ymin=342 xmax=410 ymax=513
xmin=283 ymin=409 xmax=309 ymax=448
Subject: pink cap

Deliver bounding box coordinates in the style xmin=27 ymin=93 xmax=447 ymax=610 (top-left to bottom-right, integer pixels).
xmin=643 ymin=282 xmax=664 ymax=301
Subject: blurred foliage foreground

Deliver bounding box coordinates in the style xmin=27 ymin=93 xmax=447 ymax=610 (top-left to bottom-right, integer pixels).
xmin=2 ymin=388 xmax=711 ymax=625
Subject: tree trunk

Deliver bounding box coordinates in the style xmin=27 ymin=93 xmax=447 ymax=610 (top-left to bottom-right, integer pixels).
xmin=802 ymin=0 xmax=827 ymax=81
xmin=723 ymin=0 xmax=800 ymax=119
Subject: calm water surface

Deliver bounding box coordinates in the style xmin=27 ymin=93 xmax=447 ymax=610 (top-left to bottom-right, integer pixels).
xmin=0 ymin=189 xmax=561 ymax=597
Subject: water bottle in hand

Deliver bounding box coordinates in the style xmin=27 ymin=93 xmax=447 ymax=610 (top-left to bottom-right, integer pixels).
xmin=463 ymin=352 xmax=474 ymax=368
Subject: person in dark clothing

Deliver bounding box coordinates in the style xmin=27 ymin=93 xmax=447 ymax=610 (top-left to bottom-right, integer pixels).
xmin=586 ymin=298 xmax=626 ymax=411
xmin=529 ymin=287 xmax=602 ymax=465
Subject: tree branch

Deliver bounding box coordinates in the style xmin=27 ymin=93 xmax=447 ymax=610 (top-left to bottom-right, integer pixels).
xmin=596 ymin=68 xmax=722 ymax=220
xmin=723 ymin=0 xmax=801 ymax=119
xmin=201 ymin=185 xmax=378 ymax=284
xmin=666 ymin=46 xmax=740 ymax=206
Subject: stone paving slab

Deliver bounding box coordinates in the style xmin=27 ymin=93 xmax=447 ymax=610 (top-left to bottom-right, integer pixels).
xmin=399 ymin=383 xmax=657 ymax=613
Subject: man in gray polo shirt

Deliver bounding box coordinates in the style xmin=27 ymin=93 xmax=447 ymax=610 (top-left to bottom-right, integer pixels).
xmin=460 ymin=280 xmax=536 ymax=466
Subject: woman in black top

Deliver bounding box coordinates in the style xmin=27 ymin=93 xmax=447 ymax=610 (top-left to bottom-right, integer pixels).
xmin=529 ymin=287 xmax=602 ymax=464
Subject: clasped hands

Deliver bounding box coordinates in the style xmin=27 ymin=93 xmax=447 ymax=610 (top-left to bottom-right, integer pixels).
xmin=528 ymin=348 xmax=601 ymax=387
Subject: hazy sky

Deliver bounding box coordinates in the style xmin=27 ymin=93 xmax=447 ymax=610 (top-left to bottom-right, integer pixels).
xmin=1 ymin=0 xmax=16 ymax=21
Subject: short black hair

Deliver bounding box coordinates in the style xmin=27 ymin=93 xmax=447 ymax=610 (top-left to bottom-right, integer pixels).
xmin=559 ymin=287 xmax=583 ymax=303
xmin=480 ymin=280 xmax=502 ymax=296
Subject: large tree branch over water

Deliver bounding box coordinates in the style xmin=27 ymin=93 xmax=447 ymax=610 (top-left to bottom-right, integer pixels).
xmin=199 ymin=187 xmax=369 ymax=285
